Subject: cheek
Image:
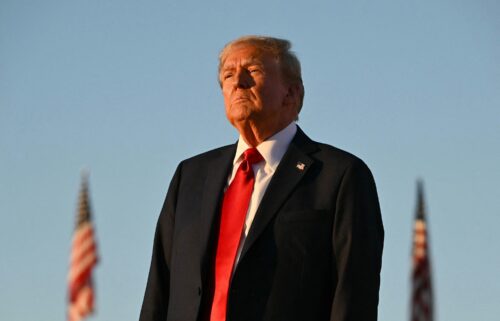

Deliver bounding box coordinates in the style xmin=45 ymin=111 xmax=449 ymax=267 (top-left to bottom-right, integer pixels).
xmin=262 ymin=87 xmax=285 ymax=106
xmin=222 ymin=88 xmax=232 ymax=103
xmin=255 ymin=85 xmax=273 ymax=102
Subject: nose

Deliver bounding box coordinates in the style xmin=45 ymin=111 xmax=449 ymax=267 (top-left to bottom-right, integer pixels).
xmin=234 ymin=68 xmax=252 ymax=89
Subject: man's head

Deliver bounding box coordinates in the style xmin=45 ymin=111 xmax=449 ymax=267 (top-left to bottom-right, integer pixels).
xmin=218 ymin=36 xmax=305 ymax=145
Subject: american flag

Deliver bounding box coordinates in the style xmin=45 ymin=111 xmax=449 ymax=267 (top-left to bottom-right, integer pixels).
xmin=68 ymin=173 xmax=99 ymax=321
xmin=410 ymin=181 xmax=434 ymax=321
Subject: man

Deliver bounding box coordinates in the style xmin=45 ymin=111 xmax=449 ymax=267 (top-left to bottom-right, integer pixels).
xmin=140 ymin=36 xmax=384 ymax=321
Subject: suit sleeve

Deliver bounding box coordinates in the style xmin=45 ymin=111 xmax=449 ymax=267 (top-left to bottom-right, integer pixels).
xmin=330 ymin=160 xmax=384 ymax=321
xmin=139 ymin=163 xmax=182 ymax=321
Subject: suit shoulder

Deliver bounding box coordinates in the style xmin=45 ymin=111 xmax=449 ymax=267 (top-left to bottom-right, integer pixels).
xmin=306 ymin=143 xmax=379 ymax=201
xmin=294 ymin=128 xmax=367 ymax=171
xmin=315 ymin=142 xmax=366 ymax=165
xmin=311 ymin=142 xmax=373 ymax=184
xmin=179 ymin=144 xmax=235 ymax=167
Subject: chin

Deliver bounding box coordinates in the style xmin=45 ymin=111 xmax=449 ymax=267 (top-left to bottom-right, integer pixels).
xmin=227 ymin=106 xmax=253 ymax=121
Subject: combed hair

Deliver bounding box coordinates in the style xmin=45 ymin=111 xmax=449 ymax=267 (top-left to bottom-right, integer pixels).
xmin=218 ymin=35 xmax=305 ymax=113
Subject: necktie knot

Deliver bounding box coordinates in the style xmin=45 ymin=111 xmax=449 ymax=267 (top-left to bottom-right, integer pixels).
xmin=243 ymin=148 xmax=263 ymax=165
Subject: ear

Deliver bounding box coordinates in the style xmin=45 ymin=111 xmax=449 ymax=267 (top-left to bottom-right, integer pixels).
xmin=283 ymin=84 xmax=300 ymax=112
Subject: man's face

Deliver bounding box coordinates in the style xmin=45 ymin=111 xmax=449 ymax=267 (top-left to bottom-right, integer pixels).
xmin=220 ymin=45 xmax=295 ymax=134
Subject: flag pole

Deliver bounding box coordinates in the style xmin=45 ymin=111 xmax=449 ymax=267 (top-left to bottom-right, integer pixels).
xmin=410 ymin=179 xmax=434 ymax=321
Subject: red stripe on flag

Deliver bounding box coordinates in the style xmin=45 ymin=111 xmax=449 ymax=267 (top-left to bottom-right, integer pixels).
xmin=68 ymin=175 xmax=98 ymax=321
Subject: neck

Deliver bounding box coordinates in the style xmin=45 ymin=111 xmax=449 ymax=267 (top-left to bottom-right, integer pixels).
xmin=236 ymin=120 xmax=293 ymax=147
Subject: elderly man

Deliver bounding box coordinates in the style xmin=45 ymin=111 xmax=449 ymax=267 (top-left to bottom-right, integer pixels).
xmin=140 ymin=36 xmax=384 ymax=321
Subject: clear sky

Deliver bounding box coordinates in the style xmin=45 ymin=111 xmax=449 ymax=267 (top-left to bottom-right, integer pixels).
xmin=1 ymin=0 xmax=499 ymax=320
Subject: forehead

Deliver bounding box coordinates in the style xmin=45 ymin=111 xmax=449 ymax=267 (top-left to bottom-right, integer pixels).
xmin=221 ymin=44 xmax=276 ymax=69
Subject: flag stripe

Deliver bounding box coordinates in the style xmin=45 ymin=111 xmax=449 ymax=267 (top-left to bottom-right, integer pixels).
xmin=70 ymin=232 xmax=97 ymax=268
xmin=410 ymin=181 xmax=433 ymax=321
xmin=68 ymin=175 xmax=98 ymax=321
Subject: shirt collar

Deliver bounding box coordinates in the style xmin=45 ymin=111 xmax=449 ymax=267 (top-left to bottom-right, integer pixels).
xmin=233 ymin=122 xmax=297 ymax=172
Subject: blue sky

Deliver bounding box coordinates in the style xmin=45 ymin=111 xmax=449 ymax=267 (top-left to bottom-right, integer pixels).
xmin=1 ymin=0 xmax=499 ymax=320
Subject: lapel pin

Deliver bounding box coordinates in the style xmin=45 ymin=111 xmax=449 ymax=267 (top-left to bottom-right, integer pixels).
xmin=296 ymin=162 xmax=305 ymax=171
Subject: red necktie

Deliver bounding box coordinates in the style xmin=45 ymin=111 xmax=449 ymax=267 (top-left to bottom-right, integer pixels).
xmin=210 ymin=148 xmax=263 ymax=321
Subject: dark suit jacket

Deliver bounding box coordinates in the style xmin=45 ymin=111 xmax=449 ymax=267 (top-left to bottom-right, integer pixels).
xmin=140 ymin=127 xmax=384 ymax=321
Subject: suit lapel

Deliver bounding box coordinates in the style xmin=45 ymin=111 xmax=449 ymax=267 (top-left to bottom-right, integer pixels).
xmin=198 ymin=144 xmax=236 ymax=269
xmin=239 ymin=128 xmax=318 ymax=259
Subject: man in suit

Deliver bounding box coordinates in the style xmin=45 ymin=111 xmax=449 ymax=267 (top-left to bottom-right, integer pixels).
xmin=140 ymin=36 xmax=384 ymax=321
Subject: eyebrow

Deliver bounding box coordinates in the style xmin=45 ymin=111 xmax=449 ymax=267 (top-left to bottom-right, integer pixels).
xmin=221 ymin=57 xmax=265 ymax=72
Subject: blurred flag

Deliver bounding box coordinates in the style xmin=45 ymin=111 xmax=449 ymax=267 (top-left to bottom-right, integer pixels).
xmin=410 ymin=180 xmax=434 ymax=321
xmin=68 ymin=173 xmax=99 ymax=321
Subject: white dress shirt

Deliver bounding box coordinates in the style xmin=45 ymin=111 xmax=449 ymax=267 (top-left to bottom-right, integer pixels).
xmin=228 ymin=122 xmax=297 ymax=264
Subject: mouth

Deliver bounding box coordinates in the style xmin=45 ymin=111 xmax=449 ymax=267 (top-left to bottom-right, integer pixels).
xmin=232 ymin=96 xmax=251 ymax=103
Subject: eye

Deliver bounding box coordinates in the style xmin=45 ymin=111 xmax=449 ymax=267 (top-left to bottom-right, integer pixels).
xmin=223 ymin=73 xmax=233 ymax=80
xmin=249 ymin=68 xmax=260 ymax=74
